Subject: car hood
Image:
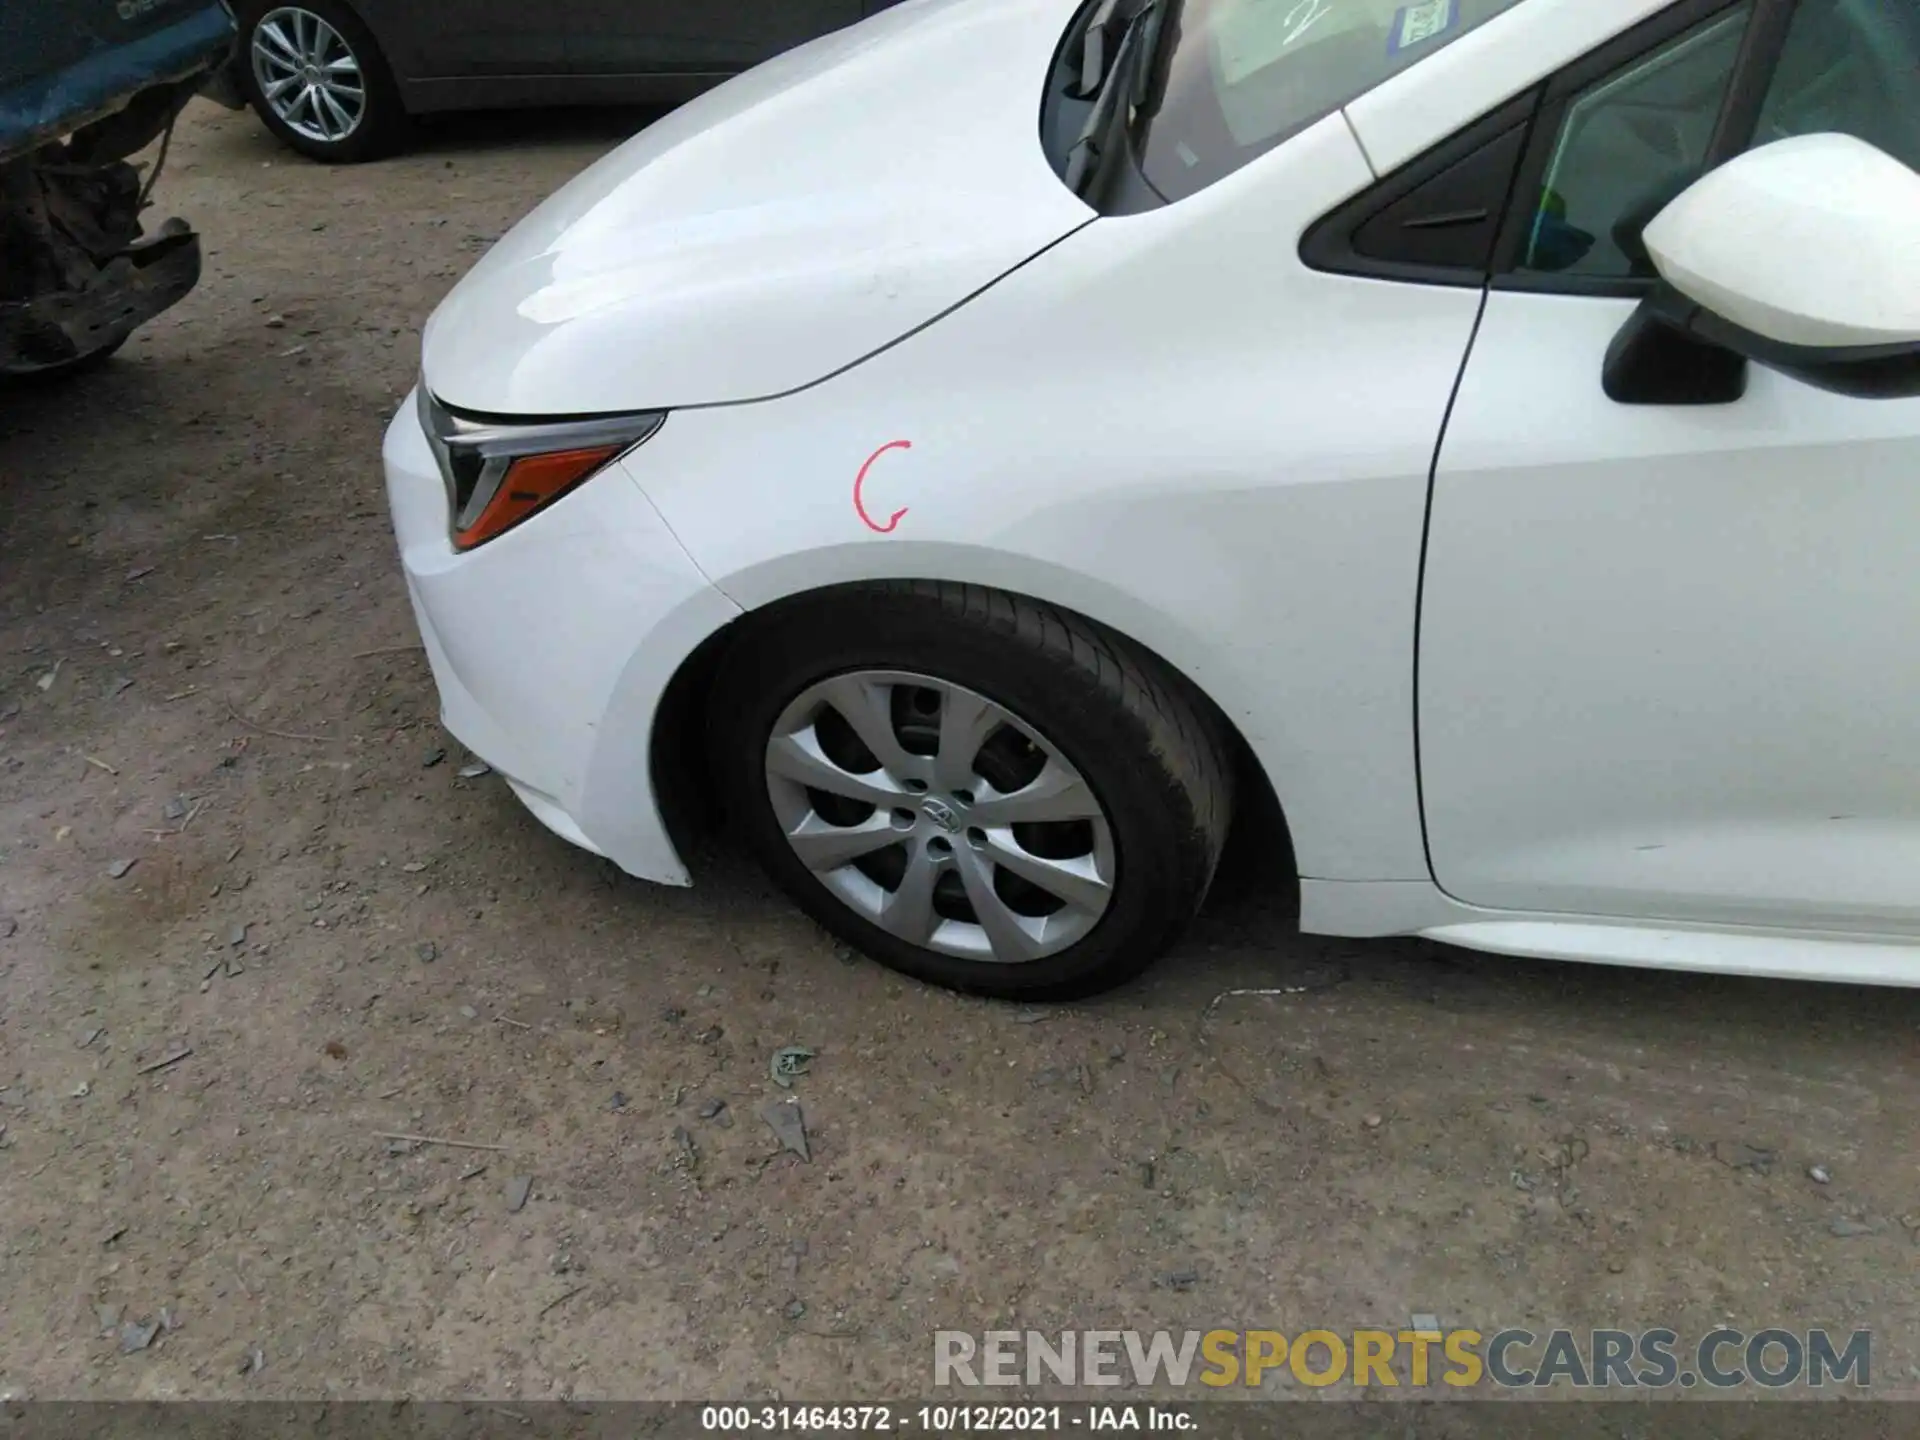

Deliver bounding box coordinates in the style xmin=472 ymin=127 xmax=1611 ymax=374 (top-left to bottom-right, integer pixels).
xmin=422 ymin=0 xmax=1090 ymax=416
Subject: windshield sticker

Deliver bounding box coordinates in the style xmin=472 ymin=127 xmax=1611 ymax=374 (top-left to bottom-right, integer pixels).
xmin=853 ymin=439 xmax=913 ymax=534
xmin=1213 ymin=0 xmax=1345 ymax=87
xmin=1388 ymin=0 xmax=1458 ymax=53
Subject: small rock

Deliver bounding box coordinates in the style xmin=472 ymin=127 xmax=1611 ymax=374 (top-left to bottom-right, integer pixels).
xmin=1809 ymin=1164 xmax=1832 ymax=1185
xmin=1164 ymin=1270 xmax=1200 ymax=1292
xmin=784 ymin=1300 xmax=807 ymax=1321
xmin=106 ymin=858 xmax=136 ymax=880
xmin=1138 ymin=1160 xmax=1155 ymax=1189
xmin=264 ymin=314 xmax=286 ymax=328
xmin=228 ymin=923 xmax=249 ymax=948
xmin=505 ymin=1175 xmax=533 ymax=1213
xmin=111 ymin=676 xmax=134 ymax=696
xmin=660 ymin=1006 xmax=685 ymax=1024
xmin=322 ymin=1040 xmax=347 ymax=1060
xmin=70 ymin=1081 xmax=91 ymax=1098
xmin=0 ymin=916 xmax=15 ymax=938
xmin=385 ymin=1139 xmax=419 ymax=1156
xmin=674 ymin=1126 xmax=697 ymax=1159
xmin=95 ymin=1304 xmax=122 ymax=1335
xmin=239 ymin=1345 xmax=265 ymax=1376
xmin=159 ymin=1306 xmax=179 ymax=1331
xmin=77 ymin=1028 xmax=102 ymax=1049
xmin=760 ymin=1097 xmax=810 ymax=1162
xmin=1363 ymin=1114 xmax=1384 ymax=1130
xmin=421 ymin=747 xmax=447 ymax=769
xmin=162 ymin=798 xmax=187 ymax=822
xmin=416 ymin=942 xmax=438 ymax=963
xmin=401 ymin=861 xmax=427 ymax=873
xmin=1830 ymin=1216 xmax=1876 ymax=1238
xmin=610 ymin=1091 xmax=630 ymax=1112
xmin=102 ymin=1225 xmax=127 ymax=1247
xmin=126 ymin=566 xmax=155 ymax=582
xmin=697 ymin=1097 xmax=726 ymax=1119
xmin=118 ymin=1319 xmax=159 ymax=1354
xmin=459 ymin=1005 xmax=477 ymax=1020
xmin=695 ymin=1024 xmax=724 ymax=1045
xmin=457 ymin=761 xmax=492 ymax=779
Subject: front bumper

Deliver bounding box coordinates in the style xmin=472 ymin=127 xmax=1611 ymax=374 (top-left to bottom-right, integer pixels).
xmin=383 ymin=391 xmax=739 ymax=884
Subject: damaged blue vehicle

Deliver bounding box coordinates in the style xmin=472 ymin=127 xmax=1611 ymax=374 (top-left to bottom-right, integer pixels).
xmin=1 ymin=0 xmax=235 ymax=379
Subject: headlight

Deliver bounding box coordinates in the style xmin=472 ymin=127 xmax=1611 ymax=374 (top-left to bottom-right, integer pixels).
xmin=418 ymin=388 xmax=666 ymax=551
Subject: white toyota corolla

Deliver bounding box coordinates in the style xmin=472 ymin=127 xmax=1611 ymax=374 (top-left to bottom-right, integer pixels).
xmin=386 ymin=0 xmax=1920 ymax=998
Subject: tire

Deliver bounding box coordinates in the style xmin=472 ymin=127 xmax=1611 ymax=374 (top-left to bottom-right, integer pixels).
xmin=710 ymin=582 xmax=1233 ymax=999
xmin=238 ymin=0 xmax=408 ymax=163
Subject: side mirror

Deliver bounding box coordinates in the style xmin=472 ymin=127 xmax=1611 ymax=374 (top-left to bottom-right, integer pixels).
xmin=1605 ymin=133 xmax=1920 ymax=403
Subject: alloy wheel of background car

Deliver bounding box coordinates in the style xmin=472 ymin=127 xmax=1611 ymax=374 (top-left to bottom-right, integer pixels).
xmin=712 ymin=582 xmax=1234 ymax=999
xmin=241 ymin=0 xmax=406 ymax=162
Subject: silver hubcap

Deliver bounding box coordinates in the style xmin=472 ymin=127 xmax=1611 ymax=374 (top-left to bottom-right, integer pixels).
xmin=252 ymin=7 xmax=366 ymax=144
xmin=764 ymin=671 xmax=1116 ymax=965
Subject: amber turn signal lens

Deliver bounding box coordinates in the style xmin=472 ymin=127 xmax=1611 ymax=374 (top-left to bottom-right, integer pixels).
xmin=453 ymin=445 xmax=621 ymax=551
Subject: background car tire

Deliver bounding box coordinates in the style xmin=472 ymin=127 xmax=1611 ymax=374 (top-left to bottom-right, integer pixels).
xmin=238 ymin=0 xmax=407 ymax=163
xmin=711 ymin=582 xmax=1234 ymax=999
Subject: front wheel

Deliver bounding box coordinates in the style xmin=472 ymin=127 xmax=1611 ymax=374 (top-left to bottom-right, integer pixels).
xmin=710 ymin=583 xmax=1233 ymax=999
xmin=239 ymin=0 xmax=408 ymax=163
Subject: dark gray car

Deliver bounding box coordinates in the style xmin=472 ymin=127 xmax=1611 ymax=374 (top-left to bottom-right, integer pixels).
xmin=211 ymin=0 xmax=905 ymax=162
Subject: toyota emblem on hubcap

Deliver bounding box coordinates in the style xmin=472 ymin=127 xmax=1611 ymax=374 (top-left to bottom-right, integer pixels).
xmin=920 ymin=797 xmax=960 ymax=832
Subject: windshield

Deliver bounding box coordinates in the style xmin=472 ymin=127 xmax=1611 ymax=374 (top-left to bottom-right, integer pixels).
xmin=1124 ymin=0 xmax=1533 ymax=203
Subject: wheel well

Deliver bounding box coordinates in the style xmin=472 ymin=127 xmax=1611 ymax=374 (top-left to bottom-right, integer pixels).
xmin=233 ymin=0 xmax=367 ymax=22
xmin=648 ymin=583 xmax=1296 ymax=904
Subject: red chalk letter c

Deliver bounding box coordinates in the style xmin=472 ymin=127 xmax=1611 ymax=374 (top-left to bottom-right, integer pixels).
xmin=854 ymin=440 xmax=913 ymax=534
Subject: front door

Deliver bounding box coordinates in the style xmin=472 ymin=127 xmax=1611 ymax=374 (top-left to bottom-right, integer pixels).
xmin=1419 ymin=0 xmax=1920 ymax=934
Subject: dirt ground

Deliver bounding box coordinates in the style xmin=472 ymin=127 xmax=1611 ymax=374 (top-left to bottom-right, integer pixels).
xmin=3 ymin=101 xmax=1920 ymax=1407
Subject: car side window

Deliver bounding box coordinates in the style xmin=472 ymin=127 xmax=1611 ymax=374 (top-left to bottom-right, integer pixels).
xmin=1753 ymin=0 xmax=1920 ymax=173
xmin=1513 ymin=0 xmax=1920 ymax=284
xmin=1516 ymin=6 xmax=1751 ymax=280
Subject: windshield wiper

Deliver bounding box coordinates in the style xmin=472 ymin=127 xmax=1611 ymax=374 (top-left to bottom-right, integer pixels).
xmin=1062 ymin=0 xmax=1171 ymax=196
xmin=1069 ymin=0 xmax=1128 ymax=99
